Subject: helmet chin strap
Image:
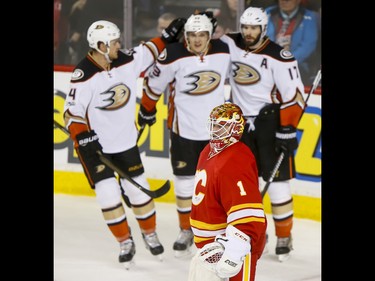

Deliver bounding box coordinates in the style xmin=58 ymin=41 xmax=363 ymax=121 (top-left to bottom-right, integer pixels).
xmin=96 ymin=43 xmax=112 ymax=63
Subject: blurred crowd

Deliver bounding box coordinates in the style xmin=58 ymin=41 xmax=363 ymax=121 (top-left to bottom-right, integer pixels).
xmin=54 ymin=0 xmax=321 ymax=84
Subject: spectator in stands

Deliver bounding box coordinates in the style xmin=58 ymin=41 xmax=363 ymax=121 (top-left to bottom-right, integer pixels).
xmin=134 ymin=12 xmax=178 ymax=45
xmin=247 ymin=0 xmax=276 ymax=9
xmin=157 ymin=13 xmax=178 ymax=36
xmin=65 ymin=0 xmax=124 ymax=65
xmin=54 ymin=0 xmax=76 ymax=65
xmin=300 ymin=0 xmax=321 ymax=12
xmin=66 ymin=0 xmax=91 ymax=65
xmin=265 ymin=0 xmax=319 ymax=84
xmin=54 ymin=0 xmax=62 ymax=63
xmin=205 ymin=8 xmax=225 ymax=39
xmin=217 ymin=0 xmax=240 ymax=33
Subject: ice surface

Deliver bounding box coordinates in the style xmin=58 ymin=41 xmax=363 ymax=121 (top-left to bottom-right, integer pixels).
xmin=54 ymin=194 xmax=321 ymax=281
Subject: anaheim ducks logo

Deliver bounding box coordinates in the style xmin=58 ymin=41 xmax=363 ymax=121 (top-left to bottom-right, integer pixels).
xmin=95 ymin=164 xmax=106 ymax=173
xmin=96 ymin=83 xmax=130 ymax=110
xmin=232 ymin=62 xmax=260 ymax=85
xmin=183 ymin=71 xmax=221 ymax=95
xmin=175 ymin=161 xmax=187 ymax=169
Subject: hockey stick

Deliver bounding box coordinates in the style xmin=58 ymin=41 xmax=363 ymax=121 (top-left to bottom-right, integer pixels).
xmin=260 ymin=152 xmax=285 ymax=198
xmin=54 ymin=120 xmax=170 ymax=198
xmin=305 ymin=69 xmax=321 ymax=104
xmin=260 ymin=68 xmax=322 ymax=198
xmin=137 ymin=124 xmax=146 ymax=142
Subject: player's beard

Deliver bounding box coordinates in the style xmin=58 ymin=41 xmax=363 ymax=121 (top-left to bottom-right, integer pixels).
xmin=244 ymin=33 xmax=261 ymax=49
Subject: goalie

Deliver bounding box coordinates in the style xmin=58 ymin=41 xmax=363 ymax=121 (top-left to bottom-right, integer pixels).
xmin=188 ymin=103 xmax=267 ymax=281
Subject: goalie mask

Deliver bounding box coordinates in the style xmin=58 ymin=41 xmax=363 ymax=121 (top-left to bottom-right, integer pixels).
xmin=207 ymin=103 xmax=245 ymax=155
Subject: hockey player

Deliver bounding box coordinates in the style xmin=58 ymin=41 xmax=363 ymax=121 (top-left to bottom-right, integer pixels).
xmin=63 ymin=18 xmax=186 ymax=268
xmin=138 ymin=13 xmax=231 ymax=257
xmin=188 ymin=102 xmax=267 ymax=281
xmin=217 ymin=7 xmax=306 ymax=261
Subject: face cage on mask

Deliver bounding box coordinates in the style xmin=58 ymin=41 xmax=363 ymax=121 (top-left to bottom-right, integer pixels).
xmin=207 ymin=118 xmax=236 ymax=141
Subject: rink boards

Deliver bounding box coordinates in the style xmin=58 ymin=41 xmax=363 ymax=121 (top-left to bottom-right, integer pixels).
xmin=54 ymin=70 xmax=322 ymax=222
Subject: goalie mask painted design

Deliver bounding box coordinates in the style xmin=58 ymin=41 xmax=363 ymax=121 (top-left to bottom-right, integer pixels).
xmin=207 ymin=103 xmax=245 ymax=155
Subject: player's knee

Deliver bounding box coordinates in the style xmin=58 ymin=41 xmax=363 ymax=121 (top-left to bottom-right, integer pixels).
xmin=95 ymin=177 xmax=122 ymax=208
xmin=267 ymin=181 xmax=292 ymax=203
xmin=174 ymin=175 xmax=195 ymax=197
xmin=121 ymin=174 xmax=152 ymax=204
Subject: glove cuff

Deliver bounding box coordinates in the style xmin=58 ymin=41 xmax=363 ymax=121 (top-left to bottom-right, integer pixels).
xmin=276 ymin=126 xmax=296 ymax=139
xmin=276 ymin=131 xmax=296 ymax=139
xmin=76 ymin=130 xmax=99 ymax=145
xmin=139 ymin=104 xmax=156 ymax=118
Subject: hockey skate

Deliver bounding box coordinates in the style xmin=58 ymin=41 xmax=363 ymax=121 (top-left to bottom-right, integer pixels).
xmin=142 ymin=232 xmax=164 ymax=261
xmin=119 ymin=237 xmax=136 ymax=269
xmin=275 ymin=235 xmax=293 ymax=262
xmin=173 ymin=228 xmax=194 ymax=258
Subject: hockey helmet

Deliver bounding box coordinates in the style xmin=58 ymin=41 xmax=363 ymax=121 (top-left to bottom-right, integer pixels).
xmin=239 ymin=7 xmax=268 ymax=40
xmin=87 ymin=20 xmax=121 ymax=52
xmin=184 ymin=14 xmax=213 ymax=39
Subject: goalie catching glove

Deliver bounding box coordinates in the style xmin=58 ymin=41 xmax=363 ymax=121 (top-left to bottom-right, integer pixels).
xmin=275 ymin=125 xmax=298 ymax=155
xmin=161 ymin=17 xmax=187 ymax=44
xmin=198 ymin=225 xmax=251 ymax=278
xmin=138 ymin=105 xmax=157 ymax=127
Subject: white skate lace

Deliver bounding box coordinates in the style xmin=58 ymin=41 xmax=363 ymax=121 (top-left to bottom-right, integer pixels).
xmin=143 ymin=232 xmax=162 ymax=249
xmin=175 ymin=229 xmax=193 ymax=244
xmin=276 ymin=237 xmax=291 ymax=248
xmin=120 ymin=238 xmax=134 ymax=255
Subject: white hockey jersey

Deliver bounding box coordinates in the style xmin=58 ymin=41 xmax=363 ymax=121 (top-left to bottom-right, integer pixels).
xmin=142 ymin=39 xmax=231 ymax=141
xmin=64 ymin=41 xmax=163 ymax=153
xmin=220 ymin=33 xmax=305 ymax=117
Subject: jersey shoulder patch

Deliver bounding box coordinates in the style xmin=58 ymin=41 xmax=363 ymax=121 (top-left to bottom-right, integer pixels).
xmin=70 ymin=57 xmax=101 ymax=83
xmin=158 ymin=42 xmax=190 ymax=64
xmin=257 ymin=39 xmax=296 ymax=62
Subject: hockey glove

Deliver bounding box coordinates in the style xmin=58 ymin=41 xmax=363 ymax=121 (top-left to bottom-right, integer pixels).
xmin=275 ymin=125 xmax=298 ymax=155
xmin=197 ymin=241 xmax=225 ymax=273
xmin=198 ymin=11 xmax=218 ymax=34
xmin=138 ymin=104 xmax=157 ymax=127
xmin=75 ymin=130 xmax=107 ymax=184
xmin=214 ymin=225 xmax=251 ymax=278
xmin=161 ymin=17 xmax=187 ymax=44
